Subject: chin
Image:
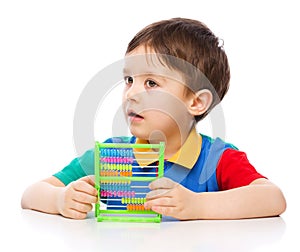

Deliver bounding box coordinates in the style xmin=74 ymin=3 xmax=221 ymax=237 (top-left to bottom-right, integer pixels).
xmin=128 ymin=127 xmax=149 ymax=140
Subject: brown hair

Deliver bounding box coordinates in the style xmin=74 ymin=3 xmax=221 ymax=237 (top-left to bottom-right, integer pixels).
xmin=126 ymin=17 xmax=230 ymax=122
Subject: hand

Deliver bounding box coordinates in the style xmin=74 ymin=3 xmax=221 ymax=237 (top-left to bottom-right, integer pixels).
xmin=144 ymin=177 xmax=199 ymax=220
xmin=57 ymin=176 xmax=98 ymax=219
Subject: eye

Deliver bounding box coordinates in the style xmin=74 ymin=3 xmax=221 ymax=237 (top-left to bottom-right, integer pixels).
xmin=145 ymin=79 xmax=158 ymax=88
xmin=124 ymin=76 xmax=133 ymax=85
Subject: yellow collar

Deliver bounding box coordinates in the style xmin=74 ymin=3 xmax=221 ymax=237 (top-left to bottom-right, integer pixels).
xmin=134 ymin=127 xmax=202 ymax=169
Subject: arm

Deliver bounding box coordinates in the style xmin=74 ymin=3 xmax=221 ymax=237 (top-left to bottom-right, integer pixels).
xmin=144 ymin=177 xmax=286 ymax=220
xmin=21 ymin=175 xmax=98 ymax=219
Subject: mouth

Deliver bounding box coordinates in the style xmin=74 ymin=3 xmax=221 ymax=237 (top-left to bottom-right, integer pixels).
xmin=127 ymin=110 xmax=144 ymax=121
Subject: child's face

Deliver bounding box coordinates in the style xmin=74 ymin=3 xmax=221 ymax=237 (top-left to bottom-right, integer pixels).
xmin=122 ymin=46 xmax=195 ymax=143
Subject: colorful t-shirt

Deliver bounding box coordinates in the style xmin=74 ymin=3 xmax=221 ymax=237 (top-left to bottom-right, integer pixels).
xmin=53 ymin=128 xmax=265 ymax=191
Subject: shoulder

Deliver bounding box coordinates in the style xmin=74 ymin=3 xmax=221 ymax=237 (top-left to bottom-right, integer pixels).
xmin=200 ymin=133 xmax=238 ymax=150
xmin=217 ymin=148 xmax=266 ymax=190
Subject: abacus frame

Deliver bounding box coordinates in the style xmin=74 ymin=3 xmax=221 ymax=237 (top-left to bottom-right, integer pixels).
xmin=94 ymin=142 xmax=165 ymax=223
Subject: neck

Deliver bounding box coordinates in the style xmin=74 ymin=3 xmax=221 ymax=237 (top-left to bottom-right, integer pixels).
xmin=148 ymin=126 xmax=195 ymax=159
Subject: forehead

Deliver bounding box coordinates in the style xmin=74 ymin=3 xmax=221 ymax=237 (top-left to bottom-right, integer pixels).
xmin=124 ymin=46 xmax=185 ymax=84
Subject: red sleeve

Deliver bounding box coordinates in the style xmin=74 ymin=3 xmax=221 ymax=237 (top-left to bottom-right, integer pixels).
xmin=216 ymin=148 xmax=267 ymax=191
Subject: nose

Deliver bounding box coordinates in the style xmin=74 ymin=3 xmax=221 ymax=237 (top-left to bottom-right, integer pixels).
xmin=124 ymin=80 xmax=143 ymax=102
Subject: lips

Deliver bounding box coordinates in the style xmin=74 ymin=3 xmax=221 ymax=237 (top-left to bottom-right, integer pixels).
xmin=127 ymin=110 xmax=144 ymax=121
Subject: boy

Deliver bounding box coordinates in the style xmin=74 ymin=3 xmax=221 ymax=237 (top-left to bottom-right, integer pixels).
xmin=21 ymin=18 xmax=286 ymax=220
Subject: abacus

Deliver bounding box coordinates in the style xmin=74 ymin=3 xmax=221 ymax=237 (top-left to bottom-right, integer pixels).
xmin=94 ymin=142 xmax=165 ymax=223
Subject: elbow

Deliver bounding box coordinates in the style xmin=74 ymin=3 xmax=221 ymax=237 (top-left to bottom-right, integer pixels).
xmin=277 ymin=192 xmax=287 ymax=216
xmin=21 ymin=191 xmax=30 ymax=210
xmin=271 ymin=186 xmax=287 ymax=216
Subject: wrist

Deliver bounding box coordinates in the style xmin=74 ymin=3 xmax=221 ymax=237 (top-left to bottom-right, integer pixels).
xmin=193 ymin=192 xmax=206 ymax=219
xmin=54 ymin=186 xmax=66 ymax=215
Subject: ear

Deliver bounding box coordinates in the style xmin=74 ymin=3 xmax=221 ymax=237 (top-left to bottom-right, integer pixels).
xmin=187 ymin=89 xmax=213 ymax=116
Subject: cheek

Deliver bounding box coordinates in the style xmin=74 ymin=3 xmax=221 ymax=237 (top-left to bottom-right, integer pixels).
xmin=144 ymin=110 xmax=179 ymax=127
xmin=121 ymin=99 xmax=126 ymax=115
xmin=122 ymin=89 xmax=127 ymax=103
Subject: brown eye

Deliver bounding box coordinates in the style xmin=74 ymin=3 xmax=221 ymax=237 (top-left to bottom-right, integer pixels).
xmin=124 ymin=76 xmax=133 ymax=85
xmin=145 ymin=80 xmax=158 ymax=88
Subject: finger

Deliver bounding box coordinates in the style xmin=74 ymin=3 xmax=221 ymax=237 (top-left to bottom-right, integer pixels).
xmin=71 ymin=199 xmax=93 ymax=212
xmin=79 ymin=175 xmax=95 ymax=186
xmin=64 ymin=208 xmax=88 ymax=220
xmin=73 ymin=190 xmax=98 ymax=204
xmin=149 ymin=177 xmax=178 ymax=190
xmin=144 ymin=197 xmax=175 ymax=210
xmin=72 ymin=180 xmax=98 ymax=196
xmin=144 ymin=198 xmax=177 ymax=218
xmin=146 ymin=189 xmax=171 ymax=199
xmin=151 ymin=205 xmax=177 ymax=217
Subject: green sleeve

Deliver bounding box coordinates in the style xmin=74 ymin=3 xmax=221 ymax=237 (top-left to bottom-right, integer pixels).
xmin=53 ymin=149 xmax=94 ymax=185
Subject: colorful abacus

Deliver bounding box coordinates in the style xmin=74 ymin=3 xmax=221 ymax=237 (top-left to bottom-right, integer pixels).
xmin=94 ymin=142 xmax=165 ymax=222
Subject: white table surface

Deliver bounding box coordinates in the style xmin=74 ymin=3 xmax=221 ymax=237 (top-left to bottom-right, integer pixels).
xmin=2 ymin=207 xmax=298 ymax=252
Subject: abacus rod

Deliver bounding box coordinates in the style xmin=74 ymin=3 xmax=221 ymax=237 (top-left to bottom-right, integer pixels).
xmin=103 ymin=205 xmax=148 ymax=209
xmin=131 ymin=165 xmax=158 ymax=168
xmin=103 ymin=205 xmax=127 ymax=208
xmin=99 ymin=143 xmax=162 ymax=149
xmin=132 ymin=172 xmax=158 ymax=175
xmin=101 ymin=198 xmax=123 ymax=201
xmin=99 ymin=163 xmax=158 ymax=167
xmin=99 ymin=172 xmax=158 ymax=175
xmin=99 ymin=185 xmax=149 ymax=189
xmin=133 ymin=151 xmax=160 ymax=155
xmin=100 ymin=195 xmax=147 ymax=201
xmin=99 ymin=176 xmax=158 ymax=181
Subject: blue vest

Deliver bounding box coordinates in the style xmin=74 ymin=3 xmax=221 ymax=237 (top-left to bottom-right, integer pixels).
xmin=105 ymin=134 xmax=236 ymax=193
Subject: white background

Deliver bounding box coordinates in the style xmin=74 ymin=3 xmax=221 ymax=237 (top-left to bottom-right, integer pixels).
xmin=0 ymin=0 xmax=299 ymax=250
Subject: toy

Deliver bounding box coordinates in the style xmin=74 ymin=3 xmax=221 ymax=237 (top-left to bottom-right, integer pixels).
xmin=94 ymin=142 xmax=165 ymax=222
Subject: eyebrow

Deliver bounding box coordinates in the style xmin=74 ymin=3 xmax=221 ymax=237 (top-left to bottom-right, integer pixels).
xmin=122 ymin=68 xmax=168 ymax=81
xmin=122 ymin=68 xmax=128 ymax=74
